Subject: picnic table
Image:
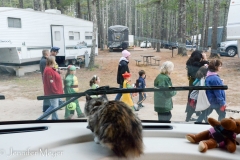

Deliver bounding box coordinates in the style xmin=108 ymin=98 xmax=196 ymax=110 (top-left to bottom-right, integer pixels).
xmin=134 ymin=55 xmax=161 ymax=66
xmin=141 ymin=55 xmax=154 ymax=65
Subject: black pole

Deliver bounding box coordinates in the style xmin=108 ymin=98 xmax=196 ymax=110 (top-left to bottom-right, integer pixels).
xmin=37 ymin=97 xmax=79 ymax=120
xmin=37 ymin=86 xmax=228 ymax=100
xmin=0 ymin=95 xmax=5 ymax=100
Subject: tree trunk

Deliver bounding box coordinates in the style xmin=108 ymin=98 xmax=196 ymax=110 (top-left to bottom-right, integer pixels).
xmin=33 ymin=0 xmax=41 ymax=11
xmin=195 ymin=0 xmax=199 ymax=50
xmin=89 ymin=0 xmax=97 ymax=69
xmin=44 ymin=0 xmax=48 ymax=10
xmin=49 ymin=0 xmax=54 ymax=9
xmin=177 ymin=0 xmax=182 ymax=54
xmin=222 ymin=0 xmax=231 ymax=42
xmin=200 ymin=0 xmax=207 ymax=50
xmin=204 ymin=0 xmax=211 ymax=50
xmin=1 ymin=0 xmax=4 ymax=7
xmin=156 ymin=1 xmax=161 ymax=52
xmin=210 ymin=0 xmax=220 ymax=58
xmin=19 ymin=0 xmax=23 ymax=8
xmin=76 ymin=0 xmax=82 ymax=18
xmin=181 ymin=0 xmax=187 ymax=56
xmin=87 ymin=0 xmax=91 ymax=20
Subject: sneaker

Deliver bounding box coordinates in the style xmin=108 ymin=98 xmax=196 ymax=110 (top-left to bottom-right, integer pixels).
xmin=78 ymin=113 xmax=85 ymax=118
xmin=190 ymin=118 xmax=197 ymax=121
xmin=134 ymin=105 xmax=139 ymax=111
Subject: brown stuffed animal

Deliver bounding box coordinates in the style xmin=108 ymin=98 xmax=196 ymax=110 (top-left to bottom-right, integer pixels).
xmin=186 ymin=117 xmax=240 ymax=153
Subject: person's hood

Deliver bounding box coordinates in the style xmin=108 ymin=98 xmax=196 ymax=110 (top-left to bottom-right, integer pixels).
xmin=119 ymin=57 xmax=129 ymax=62
xmin=206 ymin=71 xmax=218 ymax=78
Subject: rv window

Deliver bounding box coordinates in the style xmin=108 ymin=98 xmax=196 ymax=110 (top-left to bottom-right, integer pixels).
xmin=85 ymin=36 xmax=92 ymax=40
xmin=69 ymin=31 xmax=80 ymax=40
xmin=55 ymin=31 xmax=61 ymax=41
xmin=85 ymin=32 xmax=92 ymax=39
xmin=7 ymin=17 xmax=21 ymax=28
xmin=69 ymin=31 xmax=74 ymax=40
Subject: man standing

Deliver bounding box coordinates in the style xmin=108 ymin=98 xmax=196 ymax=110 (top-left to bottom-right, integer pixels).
xmin=50 ymin=47 xmax=60 ymax=70
xmin=39 ymin=49 xmax=50 ymax=112
xmin=115 ymin=50 xmax=131 ymax=100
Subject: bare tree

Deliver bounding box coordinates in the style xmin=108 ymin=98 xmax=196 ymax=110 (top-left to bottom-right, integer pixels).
xmin=19 ymin=0 xmax=23 ymax=8
xmin=178 ymin=0 xmax=187 ymax=56
xmin=222 ymin=0 xmax=231 ymax=42
xmin=177 ymin=0 xmax=182 ymax=54
xmin=44 ymin=0 xmax=48 ymax=10
xmin=87 ymin=0 xmax=91 ymax=20
xmin=34 ymin=0 xmax=41 ymax=11
xmin=50 ymin=0 xmax=54 ymax=9
xmin=204 ymin=0 xmax=211 ymax=50
xmin=210 ymin=0 xmax=220 ymax=57
xmin=76 ymin=0 xmax=82 ymax=18
xmin=88 ymin=0 xmax=97 ymax=69
xmin=200 ymin=0 xmax=208 ymax=50
xmin=156 ymin=1 xmax=161 ymax=52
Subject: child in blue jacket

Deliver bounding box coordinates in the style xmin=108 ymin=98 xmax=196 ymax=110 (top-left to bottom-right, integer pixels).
xmin=136 ymin=70 xmax=147 ymax=110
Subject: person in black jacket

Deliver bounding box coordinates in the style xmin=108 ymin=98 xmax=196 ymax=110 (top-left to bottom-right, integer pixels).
xmin=39 ymin=50 xmax=50 ymax=112
xmin=185 ymin=50 xmax=209 ymax=121
xmin=115 ymin=50 xmax=131 ymax=100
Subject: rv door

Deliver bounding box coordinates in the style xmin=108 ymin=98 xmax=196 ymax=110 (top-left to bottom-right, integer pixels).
xmin=51 ymin=26 xmax=65 ymax=56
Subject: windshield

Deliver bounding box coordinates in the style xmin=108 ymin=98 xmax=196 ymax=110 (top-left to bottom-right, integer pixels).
xmin=0 ymin=0 xmax=239 ymax=124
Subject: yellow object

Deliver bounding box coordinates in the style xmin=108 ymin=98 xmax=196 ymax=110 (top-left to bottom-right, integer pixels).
xmin=121 ymin=80 xmax=134 ymax=107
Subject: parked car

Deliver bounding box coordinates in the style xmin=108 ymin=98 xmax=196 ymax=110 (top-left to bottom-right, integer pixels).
xmin=140 ymin=41 xmax=151 ymax=48
xmin=218 ymin=40 xmax=238 ymax=57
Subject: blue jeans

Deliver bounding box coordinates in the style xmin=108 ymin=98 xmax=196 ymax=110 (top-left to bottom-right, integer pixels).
xmin=115 ymin=84 xmax=123 ymax=100
xmin=137 ymin=92 xmax=146 ymax=106
xmin=43 ymin=98 xmax=59 ymax=120
xmin=197 ymin=107 xmax=226 ymax=123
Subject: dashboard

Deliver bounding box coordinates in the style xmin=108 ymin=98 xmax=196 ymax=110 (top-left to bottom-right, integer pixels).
xmin=0 ymin=121 xmax=239 ymax=160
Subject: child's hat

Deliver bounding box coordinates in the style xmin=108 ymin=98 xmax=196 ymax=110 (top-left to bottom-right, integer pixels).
xmin=122 ymin=71 xmax=131 ymax=78
xmin=122 ymin=50 xmax=131 ymax=57
xmin=68 ymin=65 xmax=76 ymax=71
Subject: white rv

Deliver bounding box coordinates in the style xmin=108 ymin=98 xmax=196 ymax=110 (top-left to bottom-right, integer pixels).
xmin=0 ymin=7 xmax=98 ymax=68
xmin=227 ymin=0 xmax=240 ymax=57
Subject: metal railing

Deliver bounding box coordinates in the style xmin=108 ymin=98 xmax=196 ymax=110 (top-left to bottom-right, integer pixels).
xmin=37 ymin=85 xmax=228 ymax=120
xmin=0 ymin=95 xmax=5 ymax=100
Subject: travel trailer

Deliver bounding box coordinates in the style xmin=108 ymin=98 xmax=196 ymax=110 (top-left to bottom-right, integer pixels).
xmin=108 ymin=25 xmax=129 ymax=51
xmin=227 ymin=0 xmax=240 ymax=57
xmin=0 ymin=7 xmax=98 ymax=69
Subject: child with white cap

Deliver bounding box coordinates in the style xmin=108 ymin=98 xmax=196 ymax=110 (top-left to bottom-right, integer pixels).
xmin=115 ymin=50 xmax=131 ymax=100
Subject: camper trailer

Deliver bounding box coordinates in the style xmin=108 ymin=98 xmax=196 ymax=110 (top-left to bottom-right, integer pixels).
xmin=0 ymin=7 xmax=98 ymax=71
xmin=227 ymin=0 xmax=240 ymax=57
xmin=108 ymin=25 xmax=129 ymax=52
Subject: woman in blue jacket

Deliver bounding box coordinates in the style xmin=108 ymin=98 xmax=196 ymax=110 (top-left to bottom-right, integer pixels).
xmin=197 ymin=59 xmax=226 ymax=122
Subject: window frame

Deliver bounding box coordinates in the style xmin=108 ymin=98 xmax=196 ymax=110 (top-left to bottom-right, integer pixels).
xmin=7 ymin=17 xmax=22 ymax=28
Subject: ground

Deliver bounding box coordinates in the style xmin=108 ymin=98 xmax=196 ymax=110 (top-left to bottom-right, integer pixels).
xmin=0 ymin=48 xmax=240 ymax=121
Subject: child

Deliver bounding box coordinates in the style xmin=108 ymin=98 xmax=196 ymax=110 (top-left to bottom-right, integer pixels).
xmin=64 ymin=65 xmax=85 ymax=119
xmin=120 ymin=71 xmax=137 ymax=111
xmin=136 ymin=70 xmax=147 ymax=110
xmin=185 ymin=65 xmax=208 ymax=122
xmin=89 ymin=75 xmax=101 ymax=98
